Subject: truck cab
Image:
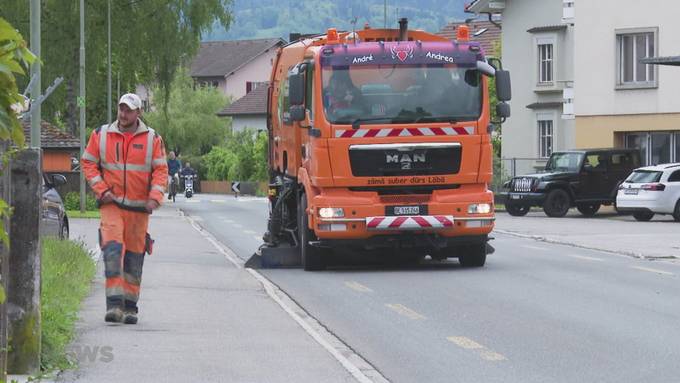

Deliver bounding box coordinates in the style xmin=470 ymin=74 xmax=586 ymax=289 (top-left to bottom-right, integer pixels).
xmin=264 ymin=22 xmax=511 ymax=270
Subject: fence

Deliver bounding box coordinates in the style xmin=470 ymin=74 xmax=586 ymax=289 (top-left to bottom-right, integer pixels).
xmin=491 ymin=157 xmax=547 ymax=194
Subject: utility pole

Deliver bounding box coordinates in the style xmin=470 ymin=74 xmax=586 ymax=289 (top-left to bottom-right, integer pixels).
xmin=29 ymin=0 xmax=41 ymax=148
xmin=79 ymin=0 xmax=86 ymax=213
xmin=384 ymin=0 xmax=387 ymax=29
xmin=107 ymin=0 xmax=112 ymax=124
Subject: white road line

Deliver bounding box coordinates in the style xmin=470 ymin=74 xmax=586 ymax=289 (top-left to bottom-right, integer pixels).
xmin=386 ymin=304 xmax=426 ymax=320
xmin=522 ymin=245 xmax=549 ymax=251
xmin=252 ymin=236 xmax=261 ymax=242
xmin=631 ymin=266 xmax=674 ymax=276
xmin=184 ymin=210 xmax=387 ymax=383
xmin=344 ymin=281 xmax=373 ymax=293
xmin=222 ymin=218 xmax=234 ymax=223
xmin=447 ymin=336 xmax=507 ymax=362
xmin=232 ymin=223 xmax=244 ymax=228
xmin=563 ymin=254 xmax=604 ymax=262
xmin=211 ymin=200 xmax=227 ymax=203
xmin=185 ymin=199 xmax=201 ymax=203
xmin=244 ymin=230 xmax=257 ymax=235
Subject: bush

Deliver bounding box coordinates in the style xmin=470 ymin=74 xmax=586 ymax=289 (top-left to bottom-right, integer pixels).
xmin=64 ymin=192 xmax=98 ymax=211
xmin=41 ymin=238 xmax=96 ymax=370
xmin=203 ymin=129 xmax=268 ymax=182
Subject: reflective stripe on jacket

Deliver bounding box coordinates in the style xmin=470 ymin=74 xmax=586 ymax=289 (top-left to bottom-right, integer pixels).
xmin=81 ymin=120 xmax=168 ymax=212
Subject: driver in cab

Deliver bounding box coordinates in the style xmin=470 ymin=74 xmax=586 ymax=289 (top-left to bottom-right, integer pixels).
xmin=324 ymin=71 xmax=365 ymax=118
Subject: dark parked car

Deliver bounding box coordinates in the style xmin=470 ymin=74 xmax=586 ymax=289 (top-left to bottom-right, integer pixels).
xmin=501 ymin=149 xmax=641 ymax=217
xmin=42 ymin=173 xmax=69 ymax=239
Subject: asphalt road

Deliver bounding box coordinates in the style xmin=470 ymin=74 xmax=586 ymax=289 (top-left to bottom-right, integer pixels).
xmin=174 ymin=193 xmax=680 ymax=383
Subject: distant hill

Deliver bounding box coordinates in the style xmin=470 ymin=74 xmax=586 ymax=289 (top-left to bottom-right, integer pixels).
xmin=206 ymin=0 xmax=471 ymax=41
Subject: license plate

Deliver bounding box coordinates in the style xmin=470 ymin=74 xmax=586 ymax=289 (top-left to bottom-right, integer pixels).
xmin=624 ymin=188 xmax=639 ymax=195
xmin=387 ymin=205 xmax=426 ymax=216
xmin=510 ymin=194 xmax=522 ymax=200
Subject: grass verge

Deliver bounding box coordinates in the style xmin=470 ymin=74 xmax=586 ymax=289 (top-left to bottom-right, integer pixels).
xmin=66 ymin=210 xmax=100 ymax=219
xmin=41 ymin=238 xmax=96 ymax=371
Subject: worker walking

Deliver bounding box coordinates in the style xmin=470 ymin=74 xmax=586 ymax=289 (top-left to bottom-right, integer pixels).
xmin=81 ymin=93 xmax=168 ymax=324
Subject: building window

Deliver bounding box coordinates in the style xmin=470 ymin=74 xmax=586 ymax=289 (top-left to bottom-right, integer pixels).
xmin=538 ymin=119 xmax=554 ymax=158
xmin=616 ymin=29 xmax=657 ymax=88
xmin=538 ymin=43 xmax=554 ymax=84
xmin=625 ymin=131 xmax=679 ymax=166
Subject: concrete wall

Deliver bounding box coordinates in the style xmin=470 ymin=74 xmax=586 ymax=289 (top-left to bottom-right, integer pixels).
xmin=574 ymin=0 xmax=680 ymax=117
xmin=224 ymin=51 xmax=276 ymax=100
xmin=500 ymin=0 xmax=575 ymax=174
xmin=231 ymin=115 xmax=266 ymax=133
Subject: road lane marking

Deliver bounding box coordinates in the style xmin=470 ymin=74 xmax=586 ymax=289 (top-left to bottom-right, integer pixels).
xmin=631 ymin=266 xmax=674 ymax=276
xmin=564 ymin=254 xmax=604 ymax=262
xmin=185 ymin=199 xmax=201 ymax=203
xmin=447 ymin=336 xmax=507 ymax=362
xmin=344 ymin=281 xmax=373 ymax=293
xmin=232 ymin=223 xmax=244 ymax=228
xmin=222 ymin=218 xmax=234 ymax=223
xmin=211 ymin=199 xmax=227 ymax=203
xmin=522 ymin=245 xmax=549 ymax=251
xmin=252 ymin=236 xmax=261 ymax=242
xmin=244 ymin=230 xmax=257 ymax=235
xmin=386 ymin=304 xmax=426 ymax=320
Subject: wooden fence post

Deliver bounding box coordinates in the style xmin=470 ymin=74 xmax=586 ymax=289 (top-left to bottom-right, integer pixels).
xmin=7 ymin=148 xmax=42 ymax=375
xmin=0 ymin=141 xmax=12 ymax=382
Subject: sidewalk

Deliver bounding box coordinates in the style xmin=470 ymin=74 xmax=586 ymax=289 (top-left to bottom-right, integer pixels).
xmin=59 ymin=205 xmax=357 ymax=383
xmin=495 ymin=208 xmax=680 ymax=260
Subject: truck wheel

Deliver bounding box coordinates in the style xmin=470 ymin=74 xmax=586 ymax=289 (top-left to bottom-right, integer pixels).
xmin=576 ymin=203 xmax=600 ymax=217
xmin=298 ymin=194 xmax=325 ymax=271
xmin=673 ymin=200 xmax=680 ymax=222
xmin=543 ymin=189 xmax=570 ymax=217
xmin=506 ymin=203 xmax=530 ymax=216
xmin=458 ymin=243 xmax=486 ymax=267
xmin=633 ymin=211 xmax=654 ymax=222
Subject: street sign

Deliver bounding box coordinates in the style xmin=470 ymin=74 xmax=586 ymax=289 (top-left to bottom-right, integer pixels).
xmin=231 ymin=181 xmax=240 ymax=194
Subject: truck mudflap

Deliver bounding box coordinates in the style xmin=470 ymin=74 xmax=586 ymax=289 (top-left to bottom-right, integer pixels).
xmin=366 ymin=215 xmax=454 ymax=230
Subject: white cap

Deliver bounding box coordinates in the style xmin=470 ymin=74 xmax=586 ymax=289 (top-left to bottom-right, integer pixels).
xmin=118 ymin=93 xmax=142 ymax=110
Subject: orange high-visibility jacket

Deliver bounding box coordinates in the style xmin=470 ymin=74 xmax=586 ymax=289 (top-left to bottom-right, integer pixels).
xmin=81 ymin=120 xmax=168 ymax=212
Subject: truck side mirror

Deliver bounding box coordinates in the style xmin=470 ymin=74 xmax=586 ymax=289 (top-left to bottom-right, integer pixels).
xmin=496 ymin=102 xmax=511 ymax=119
xmin=288 ymin=73 xmax=305 ymax=106
xmin=495 ymin=70 xmax=512 ymax=102
xmin=289 ymin=105 xmax=306 ymax=122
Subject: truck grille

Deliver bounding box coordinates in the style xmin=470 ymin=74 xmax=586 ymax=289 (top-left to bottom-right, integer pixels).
xmin=512 ymin=178 xmax=534 ymax=192
xmin=348 ymin=143 xmax=462 ymax=177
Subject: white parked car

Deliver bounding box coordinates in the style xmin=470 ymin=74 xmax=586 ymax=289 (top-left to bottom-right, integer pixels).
xmin=616 ymin=163 xmax=680 ymax=222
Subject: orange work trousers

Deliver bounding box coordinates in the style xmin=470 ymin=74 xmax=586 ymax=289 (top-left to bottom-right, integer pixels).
xmin=99 ymin=203 xmax=149 ymax=312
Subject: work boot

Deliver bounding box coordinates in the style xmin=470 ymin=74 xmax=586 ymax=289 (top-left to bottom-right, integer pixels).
xmin=123 ymin=307 xmax=138 ymax=325
xmin=104 ymin=307 xmax=124 ymax=323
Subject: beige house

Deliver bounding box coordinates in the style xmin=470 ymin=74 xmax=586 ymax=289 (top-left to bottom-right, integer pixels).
xmin=190 ymin=38 xmax=285 ymax=101
xmin=467 ymin=0 xmax=680 ymax=167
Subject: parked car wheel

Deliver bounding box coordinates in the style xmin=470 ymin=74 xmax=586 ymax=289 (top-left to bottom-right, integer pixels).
xmin=543 ymin=189 xmax=571 ymax=217
xmin=576 ymin=203 xmax=601 ymax=217
xmin=673 ymin=200 xmax=680 ymax=222
xmin=506 ymin=203 xmax=530 ymax=217
xmin=458 ymin=243 xmax=487 ymax=267
xmin=298 ymin=194 xmax=325 ymax=271
xmin=60 ymin=219 xmax=69 ymax=240
xmin=633 ymin=211 xmax=654 ymax=222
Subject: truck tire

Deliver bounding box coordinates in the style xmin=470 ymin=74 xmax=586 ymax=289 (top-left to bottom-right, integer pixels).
xmin=458 ymin=243 xmax=486 ymax=267
xmin=506 ymin=203 xmax=530 ymax=216
xmin=633 ymin=211 xmax=654 ymax=222
xmin=576 ymin=203 xmax=600 ymax=217
xmin=543 ymin=189 xmax=570 ymax=217
xmin=298 ymin=194 xmax=325 ymax=271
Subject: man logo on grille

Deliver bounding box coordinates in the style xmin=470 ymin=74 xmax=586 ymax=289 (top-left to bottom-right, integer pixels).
xmin=386 ymin=152 xmax=426 ymax=170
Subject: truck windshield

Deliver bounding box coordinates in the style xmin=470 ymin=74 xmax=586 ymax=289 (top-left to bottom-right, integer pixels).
xmin=322 ymin=64 xmax=482 ymax=125
xmin=544 ymin=152 xmax=584 ymax=172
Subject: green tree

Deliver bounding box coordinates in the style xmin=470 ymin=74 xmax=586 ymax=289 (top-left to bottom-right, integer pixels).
xmin=0 ymin=0 xmax=232 ymax=135
xmin=203 ymin=129 xmax=268 ymax=182
xmin=144 ymin=70 xmax=229 ymax=157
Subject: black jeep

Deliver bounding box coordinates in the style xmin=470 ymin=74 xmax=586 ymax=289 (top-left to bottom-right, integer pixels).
xmin=501 ymin=149 xmax=641 ymax=217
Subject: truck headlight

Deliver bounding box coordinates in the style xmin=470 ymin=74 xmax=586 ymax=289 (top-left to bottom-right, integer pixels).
xmin=319 ymin=207 xmax=345 ymax=218
xmin=468 ymin=203 xmax=492 ymax=214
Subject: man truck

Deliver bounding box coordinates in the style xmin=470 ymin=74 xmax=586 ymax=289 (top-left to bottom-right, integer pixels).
xmin=257 ymin=19 xmax=511 ymax=270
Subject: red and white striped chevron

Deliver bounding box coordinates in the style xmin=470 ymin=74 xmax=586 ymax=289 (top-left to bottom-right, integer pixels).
xmin=366 ymin=215 xmax=455 ymax=230
xmin=335 ymin=126 xmax=474 ymax=138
